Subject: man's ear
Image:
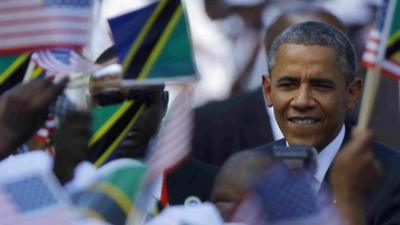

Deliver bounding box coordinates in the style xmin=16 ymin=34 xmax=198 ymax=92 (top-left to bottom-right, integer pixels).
xmin=161 ymin=91 xmax=169 ymax=117
xmin=346 ymin=78 xmax=362 ymax=111
xmin=262 ymin=75 xmax=273 ymax=107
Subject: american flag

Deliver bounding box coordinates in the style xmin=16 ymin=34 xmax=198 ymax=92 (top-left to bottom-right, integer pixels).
xmin=0 ymin=175 xmax=75 ymax=225
xmin=146 ymin=88 xmax=194 ymax=182
xmin=362 ymin=0 xmax=400 ymax=79
xmin=232 ymin=163 xmax=342 ymax=225
xmin=32 ymin=48 xmax=100 ymax=78
xmin=0 ymin=0 xmax=93 ymax=55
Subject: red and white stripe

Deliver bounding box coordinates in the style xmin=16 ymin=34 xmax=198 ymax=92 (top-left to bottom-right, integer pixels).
xmin=146 ymin=88 xmax=194 ymax=182
xmin=362 ymin=29 xmax=381 ymax=67
xmin=0 ymin=0 xmax=92 ymax=54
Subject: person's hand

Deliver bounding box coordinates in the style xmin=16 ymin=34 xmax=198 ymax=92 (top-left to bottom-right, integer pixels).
xmin=330 ymin=129 xmax=383 ymax=225
xmin=0 ymin=78 xmax=68 ymax=159
xmin=53 ymin=110 xmax=92 ymax=185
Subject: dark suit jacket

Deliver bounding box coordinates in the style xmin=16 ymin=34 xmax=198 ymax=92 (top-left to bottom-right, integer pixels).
xmin=192 ymin=87 xmax=275 ymax=166
xmin=250 ymin=130 xmax=400 ymax=225
xmin=166 ymin=158 xmax=218 ymax=205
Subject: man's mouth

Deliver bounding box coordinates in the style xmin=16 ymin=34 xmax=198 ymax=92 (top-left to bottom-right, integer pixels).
xmin=288 ymin=117 xmax=320 ymax=125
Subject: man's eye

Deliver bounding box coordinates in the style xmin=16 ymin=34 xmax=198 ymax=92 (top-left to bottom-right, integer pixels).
xmin=314 ymin=84 xmax=334 ymax=91
xmin=278 ymin=83 xmax=297 ymax=90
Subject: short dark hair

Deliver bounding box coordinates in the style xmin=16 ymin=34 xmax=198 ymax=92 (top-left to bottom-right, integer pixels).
xmin=268 ymin=21 xmax=356 ymax=85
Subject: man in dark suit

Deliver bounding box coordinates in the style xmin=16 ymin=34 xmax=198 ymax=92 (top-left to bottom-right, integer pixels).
xmin=191 ymin=3 xmax=347 ymax=167
xmin=241 ymin=21 xmax=400 ymax=224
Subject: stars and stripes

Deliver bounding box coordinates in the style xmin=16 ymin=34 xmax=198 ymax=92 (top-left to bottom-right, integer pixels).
xmin=146 ymin=88 xmax=193 ymax=182
xmin=32 ymin=48 xmax=100 ymax=79
xmin=0 ymin=0 xmax=94 ymax=55
xmin=0 ymin=175 xmax=74 ymax=225
xmin=362 ymin=0 xmax=400 ymax=79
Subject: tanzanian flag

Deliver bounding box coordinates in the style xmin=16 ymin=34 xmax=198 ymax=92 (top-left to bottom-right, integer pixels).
xmin=362 ymin=0 xmax=400 ymax=79
xmin=383 ymin=0 xmax=400 ymax=79
xmin=72 ymin=160 xmax=146 ymax=225
xmin=0 ymin=53 xmax=30 ymax=94
xmin=89 ymin=101 xmax=146 ymax=167
xmin=108 ymin=0 xmax=197 ymax=85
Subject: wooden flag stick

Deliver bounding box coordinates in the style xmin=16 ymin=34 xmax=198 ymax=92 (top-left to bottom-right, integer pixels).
xmin=22 ymin=59 xmax=35 ymax=83
xmin=356 ymin=65 xmax=382 ymax=130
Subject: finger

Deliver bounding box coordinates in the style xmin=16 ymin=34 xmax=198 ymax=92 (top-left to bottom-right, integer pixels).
xmin=31 ymin=77 xmax=69 ymax=108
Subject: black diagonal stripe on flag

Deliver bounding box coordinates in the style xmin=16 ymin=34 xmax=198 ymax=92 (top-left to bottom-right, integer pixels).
xmin=385 ymin=40 xmax=400 ymax=59
xmin=75 ymin=191 xmax=127 ymax=225
xmin=124 ymin=0 xmax=180 ymax=79
xmin=0 ymin=55 xmax=30 ymax=95
xmin=88 ymin=101 xmax=144 ymax=163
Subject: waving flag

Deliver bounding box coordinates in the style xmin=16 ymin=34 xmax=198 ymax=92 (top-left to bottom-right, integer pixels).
xmin=0 ymin=174 xmax=75 ymax=225
xmin=89 ymin=101 xmax=146 ymax=167
xmin=146 ymin=88 xmax=193 ymax=182
xmin=0 ymin=53 xmax=30 ymax=95
xmin=108 ymin=0 xmax=197 ymax=85
xmin=0 ymin=0 xmax=93 ymax=55
xmin=32 ymin=48 xmax=100 ymax=79
xmin=362 ymin=0 xmax=400 ymax=79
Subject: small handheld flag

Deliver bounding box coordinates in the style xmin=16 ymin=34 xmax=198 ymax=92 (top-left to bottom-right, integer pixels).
xmin=89 ymin=101 xmax=146 ymax=167
xmin=108 ymin=0 xmax=197 ymax=85
xmin=358 ymin=0 xmax=399 ymax=129
xmin=0 ymin=0 xmax=94 ymax=55
xmin=0 ymin=54 xmax=30 ymax=95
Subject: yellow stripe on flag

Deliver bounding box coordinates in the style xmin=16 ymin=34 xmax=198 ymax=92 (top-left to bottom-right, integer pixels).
xmin=83 ymin=208 xmax=106 ymax=221
xmin=89 ymin=101 xmax=135 ymax=146
xmin=91 ymin=182 xmax=133 ymax=215
xmin=387 ymin=30 xmax=400 ymax=47
xmin=0 ymin=53 xmax=29 ymax=85
xmin=94 ymin=104 xmax=145 ymax=167
xmin=122 ymin=1 xmax=169 ymax=71
xmin=31 ymin=67 xmax=43 ymax=79
xmin=138 ymin=6 xmax=183 ymax=80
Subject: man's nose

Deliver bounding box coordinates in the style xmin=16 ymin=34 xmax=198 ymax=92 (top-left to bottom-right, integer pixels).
xmin=290 ymin=86 xmax=315 ymax=110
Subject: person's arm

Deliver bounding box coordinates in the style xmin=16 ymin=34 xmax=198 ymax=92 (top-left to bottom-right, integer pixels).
xmin=0 ymin=78 xmax=68 ymax=159
xmin=330 ymin=129 xmax=382 ymax=225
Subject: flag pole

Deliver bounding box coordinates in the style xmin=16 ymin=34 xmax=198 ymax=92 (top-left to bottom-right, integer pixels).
xmin=356 ymin=65 xmax=382 ymax=129
xmin=356 ymin=0 xmax=396 ymax=130
xmin=22 ymin=59 xmax=35 ymax=83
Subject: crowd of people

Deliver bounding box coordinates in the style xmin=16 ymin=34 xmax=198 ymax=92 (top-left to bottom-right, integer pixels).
xmin=0 ymin=0 xmax=399 ymax=225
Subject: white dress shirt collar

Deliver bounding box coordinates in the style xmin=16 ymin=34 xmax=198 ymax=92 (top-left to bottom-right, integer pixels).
xmin=315 ymin=125 xmax=346 ymax=184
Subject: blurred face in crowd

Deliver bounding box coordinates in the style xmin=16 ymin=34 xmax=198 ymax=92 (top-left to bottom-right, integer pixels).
xmin=90 ymin=73 xmax=168 ymax=158
xmin=263 ymin=44 xmax=360 ymax=151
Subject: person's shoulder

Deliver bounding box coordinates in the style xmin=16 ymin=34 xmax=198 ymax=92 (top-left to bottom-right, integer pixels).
xmin=169 ymin=158 xmax=218 ymax=178
xmin=372 ymin=141 xmax=400 ymax=170
xmin=226 ymin=139 xmax=285 ymax=161
xmin=251 ymin=139 xmax=286 ymax=154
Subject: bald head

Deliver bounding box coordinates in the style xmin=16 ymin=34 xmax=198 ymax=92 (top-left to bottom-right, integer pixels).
xmin=211 ymin=151 xmax=275 ymax=221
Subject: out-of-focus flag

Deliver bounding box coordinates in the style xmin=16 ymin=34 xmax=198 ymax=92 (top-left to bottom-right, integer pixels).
xmin=0 ymin=0 xmax=94 ymax=55
xmin=232 ymin=163 xmax=342 ymax=225
xmin=0 ymin=53 xmax=30 ymax=95
xmin=126 ymin=88 xmax=194 ymax=225
xmin=108 ymin=0 xmax=197 ymax=85
xmin=362 ymin=0 xmax=400 ymax=79
xmin=0 ymin=175 xmax=75 ymax=225
xmin=32 ymin=48 xmax=100 ymax=79
xmin=146 ymin=88 xmax=193 ymax=182
xmin=89 ymin=101 xmax=146 ymax=167
xmin=73 ymin=159 xmax=146 ymax=225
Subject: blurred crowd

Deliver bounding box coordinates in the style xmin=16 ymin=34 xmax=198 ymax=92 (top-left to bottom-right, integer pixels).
xmin=1 ymin=0 xmax=400 ymax=225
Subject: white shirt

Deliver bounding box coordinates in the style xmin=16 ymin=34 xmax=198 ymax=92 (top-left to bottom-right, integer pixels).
xmin=315 ymin=125 xmax=346 ymax=187
xmin=284 ymin=125 xmax=346 ymax=190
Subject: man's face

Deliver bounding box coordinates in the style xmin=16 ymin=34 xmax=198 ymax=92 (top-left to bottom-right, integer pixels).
xmin=90 ymin=75 xmax=168 ymax=158
xmin=263 ymin=44 xmax=360 ymax=150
